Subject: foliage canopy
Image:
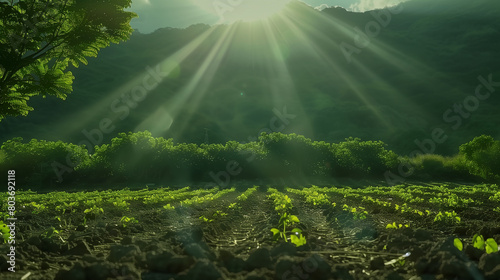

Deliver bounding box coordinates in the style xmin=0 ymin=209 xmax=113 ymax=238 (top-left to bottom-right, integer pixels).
xmin=0 ymin=0 xmax=136 ymax=120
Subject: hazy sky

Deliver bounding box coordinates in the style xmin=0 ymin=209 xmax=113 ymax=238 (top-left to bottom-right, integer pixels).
xmin=129 ymin=0 xmax=406 ymax=33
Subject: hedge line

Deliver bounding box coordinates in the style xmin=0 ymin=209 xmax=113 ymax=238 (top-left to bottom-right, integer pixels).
xmin=0 ymin=132 xmax=496 ymax=189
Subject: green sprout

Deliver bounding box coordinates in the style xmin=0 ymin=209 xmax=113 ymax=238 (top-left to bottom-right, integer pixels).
xmin=0 ymin=221 xmax=10 ymax=243
xmin=433 ymin=211 xmax=461 ymax=224
xmin=342 ymin=204 xmax=367 ymax=220
xmin=454 ymin=238 xmax=463 ymax=251
xmin=29 ymin=202 xmax=47 ymax=214
xmin=228 ymin=203 xmax=240 ymax=209
xmin=120 ymin=216 xmax=139 ymax=228
xmin=41 ymin=227 xmax=59 ymax=239
xmin=84 ymin=205 xmax=104 ymax=221
xmin=163 ymin=204 xmax=175 ymax=210
xmin=112 ymin=199 xmax=130 ymax=211
xmin=453 ymin=235 xmax=498 ymax=254
xmin=55 ymin=202 xmax=79 ymax=214
xmin=199 ymin=215 xmax=213 ymax=223
xmin=40 ymin=227 xmax=65 ymax=242
xmin=473 ymin=234 xmax=499 ymax=254
xmin=213 ymin=210 xmax=227 ymax=217
xmin=270 ymin=213 xmax=306 ymax=247
xmin=386 ymin=222 xmax=409 ymax=229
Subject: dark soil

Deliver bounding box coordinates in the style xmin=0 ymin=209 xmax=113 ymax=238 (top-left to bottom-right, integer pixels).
xmin=1 ymin=183 xmax=500 ymax=280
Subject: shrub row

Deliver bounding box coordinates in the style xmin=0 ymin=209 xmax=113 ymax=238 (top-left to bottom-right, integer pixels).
xmin=0 ymin=132 xmax=496 ymax=189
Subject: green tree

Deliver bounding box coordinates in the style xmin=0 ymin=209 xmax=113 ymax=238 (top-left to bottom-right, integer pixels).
xmin=332 ymin=137 xmax=398 ymax=177
xmin=0 ymin=137 xmax=89 ymax=187
xmin=459 ymin=135 xmax=500 ymax=180
xmin=0 ymin=0 xmax=136 ymax=120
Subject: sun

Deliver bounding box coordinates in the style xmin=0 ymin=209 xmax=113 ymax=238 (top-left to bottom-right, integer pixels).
xmin=189 ymin=0 xmax=291 ymax=23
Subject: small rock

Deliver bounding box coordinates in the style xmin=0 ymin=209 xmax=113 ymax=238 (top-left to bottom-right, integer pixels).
xmin=226 ymin=257 xmax=246 ymax=273
xmin=414 ymin=228 xmax=433 ymax=242
xmin=246 ymin=248 xmax=271 ymax=270
xmin=386 ymin=271 xmax=405 ymax=280
xmin=183 ymin=243 xmax=213 ymax=260
xmin=0 ymin=255 xmax=9 ymax=272
xmin=59 ymin=260 xmax=73 ymax=267
xmin=146 ymin=251 xmax=173 ymax=272
xmin=275 ymin=256 xmax=297 ymax=279
xmin=408 ymin=246 xmax=425 ymax=261
xmin=55 ymin=262 xmax=86 ymax=280
xmin=85 ymin=262 xmax=112 ymax=280
xmin=147 ymin=251 xmax=194 ymax=274
xmin=107 ymin=244 xmax=140 ymax=263
xmin=76 ymin=225 xmax=87 ymax=231
xmin=464 ymin=244 xmax=484 ymax=261
xmin=121 ymin=236 xmax=135 ymax=245
xmin=218 ymin=249 xmax=234 ymax=264
xmin=108 ymin=228 xmax=121 ymax=237
xmin=370 ymin=257 xmax=385 ymax=270
xmin=479 ymin=252 xmax=500 ymax=274
xmin=65 ymin=240 xmax=92 ymax=256
xmin=245 ymin=270 xmax=268 ymax=280
xmin=41 ymin=261 xmax=51 ymax=270
xmin=179 ymin=227 xmax=204 ymax=243
xmin=83 ymin=255 xmax=101 ymax=264
xmin=116 ymin=263 xmax=141 ymax=279
xmin=181 ymin=260 xmax=222 ymax=280
xmin=440 ymin=258 xmax=480 ymax=280
xmin=165 ymin=257 xmax=196 ymax=273
xmin=304 ymin=254 xmax=331 ymax=280
xmin=355 ymin=227 xmax=378 ymax=240
xmin=141 ymin=272 xmax=177 ymax=280
xmin=331 ymin=264 xmax=354 ymax=280
xmin=270 ymin=242 xmax=297 ymax=258
xmin=485 ymin=265 xmax=500 ymax=280
xmin=26 ymin=236 xmax=42 ymax=246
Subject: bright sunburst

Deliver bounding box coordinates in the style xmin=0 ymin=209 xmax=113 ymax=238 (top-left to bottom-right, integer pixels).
xmin=189 ymin=0 xmax=291 ymax=23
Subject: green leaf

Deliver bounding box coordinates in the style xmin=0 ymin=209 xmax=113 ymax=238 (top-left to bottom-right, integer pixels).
xmin=454 ymin=238 xmax=463 ymax=251
xmin=485 ymin=238 xmax=498 ymax=254
xmin=289 ymin=215 xmax=300 ymax=223
xmin=291 ymin=228 xmax=302 ymax=234
xmin=270 ymin=228 xmax=280 ymax=236
xmin=473 ymin=234 xmax=485 ymax=250
xmin=386 ymin=222 xmax=397 ymax=229
xmin=290 ymin=233 xmax=307 ymax=247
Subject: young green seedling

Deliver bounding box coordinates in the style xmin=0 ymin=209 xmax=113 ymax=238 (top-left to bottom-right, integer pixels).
xmin=199 ymin=215 xmax=213 ymax=223
xmin=473 ymin=234 xmax=499 ymax=254
xmin=163 ymin=204 xmax=175 ymax=210
xmin=40 ymin=227 xmax=65 ymax=242
xmin=84 ymin=205 xmax=104 ymax=220
xmin=120 ymin=216 xmax=139 ymax=228
xmin=454 ymin=238 xmax=463 ymax=251
xmin=386 ymin=222 xmax=409 ymax=229
xmin=0 ymin=221 xmax=10 ymax=243
xmin=454 ymin=235 xmax=498 ymax=254
xmin=270 ymin=213 xmax=306 ymax=247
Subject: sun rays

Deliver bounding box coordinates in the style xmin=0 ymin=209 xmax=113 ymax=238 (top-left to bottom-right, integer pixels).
xmin=51 ymin=0 xmax=443 ymax=146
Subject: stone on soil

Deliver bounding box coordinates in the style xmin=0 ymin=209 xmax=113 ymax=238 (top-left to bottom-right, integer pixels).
xmin=246 ymin=248 xmax=271 ymax=270
xmin=107 ymin=244 xmax=141 ymax=263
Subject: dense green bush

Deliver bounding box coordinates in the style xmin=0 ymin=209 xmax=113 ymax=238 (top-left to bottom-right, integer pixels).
xmin=2 ymin=132 xmax=496 ymax=188
xmin=76 ymin=131 xmax=180 ymax=183
xmin=257 ymin=133 xmax=332 ymax=178
xmin=459 ymin=135 xmax=500 ymax=180
xmin=331 ymin=137 xmax=399 ymax=177
xmin=0 ymin=137 xmax=89 ymax=187
xmin=408 ymin=154 xmax=477 ymax=181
